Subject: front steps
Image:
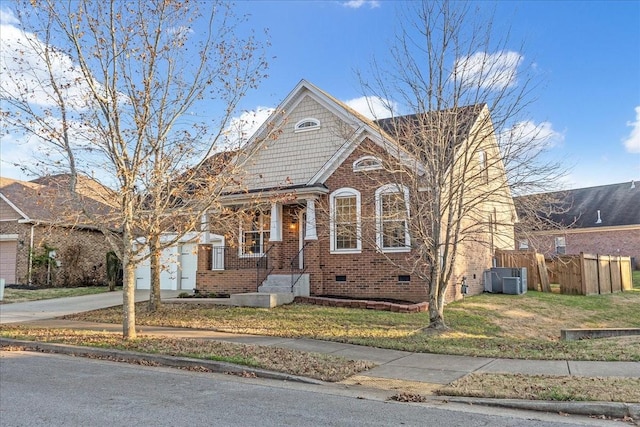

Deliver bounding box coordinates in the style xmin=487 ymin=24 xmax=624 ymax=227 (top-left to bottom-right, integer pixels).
xmin=258 ymin=274 xmax=310 ymax=297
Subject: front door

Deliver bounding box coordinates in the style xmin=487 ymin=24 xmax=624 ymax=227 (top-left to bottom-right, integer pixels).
xmin=298 ymin=209 xmax=306 ymax=270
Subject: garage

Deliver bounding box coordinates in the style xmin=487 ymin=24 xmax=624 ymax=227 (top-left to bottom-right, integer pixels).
xmin=135 ymin=243 xmax=198 ymax=291
xmin=0 ymin=239 xmax=18 ymax=285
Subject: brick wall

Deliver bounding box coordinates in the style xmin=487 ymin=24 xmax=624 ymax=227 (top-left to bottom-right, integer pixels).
xmin=0 ymin=220 xmax=111 ymax=286
xmin=520 ymin=228 xmax=640 ymax=268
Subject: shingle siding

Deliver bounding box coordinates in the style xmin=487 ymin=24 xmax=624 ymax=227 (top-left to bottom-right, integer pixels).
xmin=241 ymin=94 xmax=357 ymax=190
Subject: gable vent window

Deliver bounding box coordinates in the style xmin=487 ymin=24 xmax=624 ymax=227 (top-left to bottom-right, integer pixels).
xmin=335 ymin=275 xmax=347 ymax=282
xmin=398 ymin=275 xmax=410 ymax=283
xmin=353 ymin=156 xmax=382 ymax=172
xmin=294 ymin=118 xmax=320 ymax=132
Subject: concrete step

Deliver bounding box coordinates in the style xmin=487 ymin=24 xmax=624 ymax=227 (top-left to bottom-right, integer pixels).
xmin=259 ymin=273 xmax=310 ymax=297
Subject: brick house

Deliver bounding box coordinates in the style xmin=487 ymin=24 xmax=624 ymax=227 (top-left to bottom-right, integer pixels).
xmin=0 ymin=175 xmax=114 ymax=286
xmin=515 ymin=181 xmax=640 ymax=268
xmin=196 ymin=80 xmax=515 ymax=303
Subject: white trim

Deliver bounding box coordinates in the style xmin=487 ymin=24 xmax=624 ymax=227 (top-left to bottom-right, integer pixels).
xmin=294 ymin=117 xmax=320 ymax=132
xmin=239 ymin=210 xmax=271 ymax=257
xmin=0 ymin=193 xmax=29 ymax=220
xmin=269 ymin=203 xmax=283 ymax=242
xmin=0 ymin=234 xmax=19 ymax=241
xmin=304 ymin=199 xmax=318 ymax=240
xmin=375 ymin=184 xmax=411 ymax=252
xmin=353 ymin=155 xmax=382 ymax=172
xmin=329 ymin=187 xmax=362 ymax=254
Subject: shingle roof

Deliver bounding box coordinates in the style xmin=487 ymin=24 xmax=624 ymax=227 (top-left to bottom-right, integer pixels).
xmin=516 ymin=181 xmax=640 ymax=228
xmin=0 ymin=175 xmax=115 ymax=226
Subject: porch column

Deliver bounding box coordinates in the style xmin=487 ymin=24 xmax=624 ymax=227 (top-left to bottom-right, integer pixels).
xmin=305 ymin=198 xmax=318 ymax=240
xmin=270 ymin=202 xmax=282 ymax=242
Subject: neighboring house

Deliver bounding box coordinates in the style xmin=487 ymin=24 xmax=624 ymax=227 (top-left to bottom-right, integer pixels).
xmin=0 ymin=175 xmax=114 ymax=286
xmin=195 ymin=80 xmax=515 ymax=303
xmin=515 ymin=181 xmax=640 ymax=267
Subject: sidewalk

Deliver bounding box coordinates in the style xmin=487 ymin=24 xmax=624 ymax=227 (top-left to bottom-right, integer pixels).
xmin=2 ymin=292 xmax=639 ymax=421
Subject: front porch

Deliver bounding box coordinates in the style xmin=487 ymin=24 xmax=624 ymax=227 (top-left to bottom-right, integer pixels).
xmin=196 ymin=199 xmax=321 ymax=301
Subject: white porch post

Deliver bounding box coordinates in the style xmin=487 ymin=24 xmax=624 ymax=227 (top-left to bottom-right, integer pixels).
xmin=270 ymin=202 xmax=282 ymax=242
xmin=305 ymin=198 xmax=318 ymax=240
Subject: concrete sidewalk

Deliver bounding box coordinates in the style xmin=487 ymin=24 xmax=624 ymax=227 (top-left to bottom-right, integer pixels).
xmin=2 ymin=292 xmax=640 ymax=421
xmin=15 ymin=318 xmax=640 ymax=385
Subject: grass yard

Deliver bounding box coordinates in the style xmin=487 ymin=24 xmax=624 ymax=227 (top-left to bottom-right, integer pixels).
xmin=0 ymin=286 xmax=117 ymax=304
xmin=61 ymin=289 xmax=640 ymax=361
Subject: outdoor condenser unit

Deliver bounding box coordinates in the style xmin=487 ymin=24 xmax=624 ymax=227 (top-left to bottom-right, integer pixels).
xmin=483 ymin=267 xmax=527 ymax=295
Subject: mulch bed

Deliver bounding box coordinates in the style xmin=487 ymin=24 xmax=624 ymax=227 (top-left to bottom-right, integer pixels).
xmin=295 ymin=296 xmax=428 ymax=313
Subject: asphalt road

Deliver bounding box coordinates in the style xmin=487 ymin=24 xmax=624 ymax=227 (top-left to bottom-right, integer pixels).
xmin=0 ymin=351 xmax=618 ymax=427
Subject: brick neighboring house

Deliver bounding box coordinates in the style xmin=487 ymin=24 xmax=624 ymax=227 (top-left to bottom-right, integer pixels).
xmin=0 ymin=175 xmax=115 ymax=286
xmin=196 ymin=80 xmax=515 ymax=303
xmin=515 ymin=181 xmax=640 ymax=268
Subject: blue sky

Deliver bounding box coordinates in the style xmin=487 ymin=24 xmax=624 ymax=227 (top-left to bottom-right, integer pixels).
xmin=1 ymin=0 xmax=639 ymax=190
xmin=229 ymin=0 xmax=640 ymax=189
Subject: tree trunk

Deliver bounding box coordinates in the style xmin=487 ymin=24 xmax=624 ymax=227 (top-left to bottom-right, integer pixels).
xmin=148 ymin=236 xmax=162 ymax=312
xmin=122 ymin=260 xmax=137 ymax=339
xmin=428 ymin=293 xmax=447 ymax=329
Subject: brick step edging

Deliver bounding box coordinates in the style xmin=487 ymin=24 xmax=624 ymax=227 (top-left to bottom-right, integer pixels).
xmin=294 ymin=296 xmax=428 ymax=313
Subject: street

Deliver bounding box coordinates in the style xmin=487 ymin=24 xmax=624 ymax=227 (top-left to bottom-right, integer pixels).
xmin=0 ymin=351 xmax=619 ymax=427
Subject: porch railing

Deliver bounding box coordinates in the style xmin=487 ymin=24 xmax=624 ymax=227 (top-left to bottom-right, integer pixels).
xmin=211 ymin=246 xmax=262 ymax=270
xmin=256 ymin=245 xmax=275 ymax=289
xmin=290 ymin=242 xmax=310 ymax=291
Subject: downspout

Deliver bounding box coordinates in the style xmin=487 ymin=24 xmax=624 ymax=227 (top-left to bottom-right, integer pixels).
xmin=27 ymin=223 xmax=35 ymax=285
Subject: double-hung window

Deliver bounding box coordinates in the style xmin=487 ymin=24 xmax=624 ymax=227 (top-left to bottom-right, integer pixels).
xmin=330 ymin=188 xmax=361 ymax=253
xmin=376 ymin=184 xmax=410 ymax=251
xmin=241 ymin=211 xmax=270 ymax=255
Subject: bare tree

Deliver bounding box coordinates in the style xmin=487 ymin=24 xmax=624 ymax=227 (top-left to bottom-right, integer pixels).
xmin=357 ymin=1 xmax=567 ymax=328
xmin=1 ymin=0 xmax=268 ymax=338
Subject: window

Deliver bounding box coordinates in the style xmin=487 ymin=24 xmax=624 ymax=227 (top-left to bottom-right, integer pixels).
xmin=353 ymin=156 xmax=382 ymax=172
xmin=330 ymin=188 xmax=361 ymax=253
xmin=518 ymin=239 xmax=529 ymax=250
xmin=398 ymin=275 xmax=411 ymax=283
xmin=478 ymin=150 xmax=488 ymax=184
xmin=376 ymin=184 xmax=410 ymax=251
xmin=294 ymin=118 xmax=320 ymax=132
xmin=241 ymin=211 xmax=270 ymax=255
xmin=555 ymin=236 xmax=566 ymax=255
xmin=335 ymin=275 xmax=347 ymax=282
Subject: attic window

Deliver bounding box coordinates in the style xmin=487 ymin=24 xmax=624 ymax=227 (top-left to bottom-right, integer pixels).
xmin=294 ymin=118 xmax=320 ymax=132
xmin=353 ymin=156 xmax=382 ymax=172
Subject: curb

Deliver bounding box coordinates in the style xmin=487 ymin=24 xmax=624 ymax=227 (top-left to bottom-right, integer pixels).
xmin=0 ymin=338 xmax=324 ymax=385
xmin=442 ymin=396 xmax=640 ymax=420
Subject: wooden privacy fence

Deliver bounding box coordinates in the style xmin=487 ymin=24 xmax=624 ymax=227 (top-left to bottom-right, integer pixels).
xmin=547 ymin=253 xmax=633 ymax=295
xmin=496 ymin=250 xmax=633 ymax=295
xmin=494 ymin=250 xmax=550 ymax=292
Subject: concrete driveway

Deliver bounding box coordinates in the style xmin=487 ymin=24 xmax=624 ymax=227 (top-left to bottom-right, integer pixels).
xmin=0 ymin=290 xmax=181 ymax=324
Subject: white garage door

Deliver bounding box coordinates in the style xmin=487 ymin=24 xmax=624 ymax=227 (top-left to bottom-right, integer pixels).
xmin=0 ymin=240 xmax=18 ymax=285
xmin=135 ymin=243 xmax=198 ymax=291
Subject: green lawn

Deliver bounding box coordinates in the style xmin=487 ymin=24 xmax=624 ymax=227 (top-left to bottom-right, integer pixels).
xmin=62 ymin=289 xmax=640 ymax=361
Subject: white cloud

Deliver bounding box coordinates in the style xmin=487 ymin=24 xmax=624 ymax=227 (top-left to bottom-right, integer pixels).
xmin=222 ymin=107 xmax=274 ymax=149
xmin=341 ymin=1 xmax=380 ymax=9
xmin=0 ymin=13 xmax=94 ymax=109
xmin=453 ymin=51 xmax=523 ymax=90
xmin=499 ymin=120 xmax=564 ymax=149
xmin=0 ymin=7 xmax=19 ymax=25
xmin=344 ymin=96 xmax=397 ymax=120
xmin=622 ymin=106 xmax=640 ymax=153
